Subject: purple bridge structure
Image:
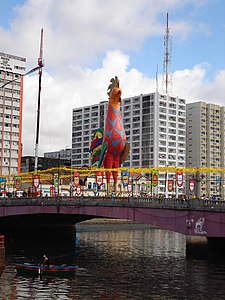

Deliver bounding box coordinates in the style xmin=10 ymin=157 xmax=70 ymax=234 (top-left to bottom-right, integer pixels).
xmin=0 ymin=196 xmax=224 ymax=255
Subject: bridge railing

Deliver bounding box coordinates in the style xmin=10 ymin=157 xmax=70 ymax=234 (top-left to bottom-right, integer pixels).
xmin=0 ymin=196 xmax=224 ymax=211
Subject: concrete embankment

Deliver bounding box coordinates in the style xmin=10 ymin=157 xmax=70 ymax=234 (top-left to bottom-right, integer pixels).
xmin=76 ymin=218 xmax=156 ymax=232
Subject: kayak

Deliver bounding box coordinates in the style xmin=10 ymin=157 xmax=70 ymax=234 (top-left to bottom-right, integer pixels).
xmin=15 ymin=263 xmax=79 ymax=277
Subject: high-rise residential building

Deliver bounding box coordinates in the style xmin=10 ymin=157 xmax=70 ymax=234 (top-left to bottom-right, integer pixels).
xmin=0 ymin=52 xmax=26 ymax=175
xmin=186 ymin=101 xmax=225 ymax=198
xmin=72 ymin=91 xmax=186 ymax=195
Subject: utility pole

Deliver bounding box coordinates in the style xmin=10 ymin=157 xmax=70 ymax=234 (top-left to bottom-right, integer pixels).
xmin=34 ymin=28 xmax=44 ymax=172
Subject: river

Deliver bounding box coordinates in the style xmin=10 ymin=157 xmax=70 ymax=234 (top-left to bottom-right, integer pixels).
xmin=0 ymin=223 xmax=225 ymax=299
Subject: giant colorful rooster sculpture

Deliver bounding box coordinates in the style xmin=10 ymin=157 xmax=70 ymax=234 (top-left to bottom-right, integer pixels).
xmin=90 ymin=76 xmax=130 ymax=195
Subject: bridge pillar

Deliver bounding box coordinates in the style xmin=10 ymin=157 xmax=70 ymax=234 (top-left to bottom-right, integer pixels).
xmin=207 ymin=238 xmax=225 ymax=254
xmin=186 ymin=235 xmax=208 ymax=258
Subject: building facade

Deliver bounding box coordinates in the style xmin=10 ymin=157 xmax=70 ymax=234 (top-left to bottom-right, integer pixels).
xmin=72 ymin=91 xmax=186 ymax=195
xmin=0 ymin=52 xmax=26 ymax=175
xmin=44 ymin=148 xmax=71 ymax=161
xmin=21 ymin=156 xmax=71 ymax=173
xmin=186 ymin=102 xmax=225 ymax=198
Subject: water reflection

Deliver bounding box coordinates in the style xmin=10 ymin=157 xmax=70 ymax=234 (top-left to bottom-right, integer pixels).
xmin=0 ymin=227 xmax=224 ymax=299
xmin=78 ymin=228 xmax=186 ymax=258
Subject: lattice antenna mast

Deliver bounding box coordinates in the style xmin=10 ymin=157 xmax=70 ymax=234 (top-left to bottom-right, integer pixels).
xmin=162 ymin=12 xmax=172 ymax=94
xmin=34 ymin=28 xmax=44 ymax=172
xmin=156 ymin=63 xmax=159 ymax=92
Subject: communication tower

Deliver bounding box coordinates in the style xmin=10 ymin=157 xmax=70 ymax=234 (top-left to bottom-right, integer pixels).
xmin=162 ymin=12 xmax=172 ymax=94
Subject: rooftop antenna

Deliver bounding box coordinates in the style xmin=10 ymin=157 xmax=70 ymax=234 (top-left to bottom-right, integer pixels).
xmin=162 ymin=12 xmax=172 ymax=94
xmin=34 ymin=28 xmax=44 ymax=172
xmin=156 ymin=63 xmax=159 ymax=92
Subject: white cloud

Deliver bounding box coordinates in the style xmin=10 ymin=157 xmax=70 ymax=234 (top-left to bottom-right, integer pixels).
xmin=173 ymin=64 xmax=225 ymax=104
xmin=22 ymin=50 xmax=225 ymax=157
xmin=1 ymin=0 xmax=224 ymax=157
xmin=1 ymin=0 xmax=196 ymax=70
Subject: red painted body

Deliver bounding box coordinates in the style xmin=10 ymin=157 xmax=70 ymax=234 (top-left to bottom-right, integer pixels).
xmin=103 ymin=104 xmax=126 ymax=183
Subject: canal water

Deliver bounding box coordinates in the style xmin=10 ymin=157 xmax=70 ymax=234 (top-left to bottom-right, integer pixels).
xmin=0 ymin=224 xmax=225 ymax=299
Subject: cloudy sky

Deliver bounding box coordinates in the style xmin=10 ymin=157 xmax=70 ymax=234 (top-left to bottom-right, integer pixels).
xmin=1 ymin=0 xmax=225 ymax=156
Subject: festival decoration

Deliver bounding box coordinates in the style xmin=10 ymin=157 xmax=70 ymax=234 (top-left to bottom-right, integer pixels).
xmin=90 ymin=76 xmax=130 ymax=194
xmin=168 ymin=179 xmax=174 ymax=192
xmin=121 ymin=170 xmax=130 ymax=187
xmin=74 ymin=172 xmax=80 ymax=187
xmin=189 ymin=179 xmax=195 ymax=192
xmin=146 ymin=180 xmax=151 ymax=193
xmin=3 ymin=166 xmax=225 ymax=190
xmin=33 ymin=174 xmax=40 ymax=190
xmin=76 ymin=185 xmax=81 ymax=195
xmin=96 ymin=171 xmax=103 ymax=187
xmin=14 ymin=176 xmax=22 ymax=190
xmin=93 ymin=182 xmax=98 ymax=195
xmin=176 ymin=170 xmax=183 ymax=187
xmin=216 ymin=177 xmax=220 ymax=192
xmin=127 ymin=180 xmax=132 ymax=193
xmin=53 ymin=174 xmax=58 ymax=188
xmin=50 ymin=186 xmax=55 ymax=196
xmin=0 ymin=178 xmax=6 ymax=197
xmin=152 ymin=170 xmax=158 ymax=187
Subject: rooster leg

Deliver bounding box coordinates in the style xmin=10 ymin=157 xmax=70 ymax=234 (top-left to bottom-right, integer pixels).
xmin=112 ymin=157 xmax=121 ymax=196
xmin=104 ymin=155 xmax=114 ymax=196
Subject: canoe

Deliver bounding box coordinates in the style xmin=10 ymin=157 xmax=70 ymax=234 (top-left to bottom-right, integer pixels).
xmin=15 ymin=263 xmax=79 ymax=277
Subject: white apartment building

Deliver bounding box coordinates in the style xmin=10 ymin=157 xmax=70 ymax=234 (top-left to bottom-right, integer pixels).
xmin=186 ymin=102 xmax=225 ymax=198
xmin=72 ymin=91 xmax=186 ymax=195
xmin=0 ymin=52 xmax=26 ymax=175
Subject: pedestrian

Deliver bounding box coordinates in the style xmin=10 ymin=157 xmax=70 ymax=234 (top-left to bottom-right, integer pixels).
xmin=42 ymin=255 xmax=50 ymax=267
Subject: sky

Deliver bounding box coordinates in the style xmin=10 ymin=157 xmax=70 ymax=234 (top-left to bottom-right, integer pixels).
xmin=0 ymin=0 xmax=225 ymax=156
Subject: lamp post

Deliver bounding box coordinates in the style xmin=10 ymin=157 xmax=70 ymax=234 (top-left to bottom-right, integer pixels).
xmin=57 ymin=151 xmax=60 ymax=197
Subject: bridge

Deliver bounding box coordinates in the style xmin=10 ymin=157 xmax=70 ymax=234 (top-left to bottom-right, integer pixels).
xmin=0 ymin=195 xmax=225 ymax=254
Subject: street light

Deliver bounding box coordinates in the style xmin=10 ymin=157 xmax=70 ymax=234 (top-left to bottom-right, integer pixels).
xmin=58 ymin=151 xmax=60 ymax=197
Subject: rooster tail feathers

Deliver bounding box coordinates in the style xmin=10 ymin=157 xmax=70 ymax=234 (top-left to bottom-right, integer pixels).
xmin=99 ymin=142 xmax=108 ymax=167
xmin=90 ymin=128 xmax=108 ymax=167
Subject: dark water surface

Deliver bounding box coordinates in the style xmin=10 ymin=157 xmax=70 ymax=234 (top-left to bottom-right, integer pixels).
xmin=0 ymin=226 xmax=225 ymax=299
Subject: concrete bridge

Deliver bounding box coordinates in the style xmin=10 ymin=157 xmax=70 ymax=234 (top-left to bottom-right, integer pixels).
xmin=0 ymin=196 xmax=225 ymax=254
xmin=0 ymin=197 xmax=225 ymax=256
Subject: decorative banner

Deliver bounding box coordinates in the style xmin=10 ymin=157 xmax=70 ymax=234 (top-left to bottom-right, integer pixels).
xmin=152 ymin=170 xmax=158 ymax=187
xmin=76 ymin=185 xmax=81 ymax=195
xmin=146 ymin=180 xmax=151 ymax=193
xmin=33 ymin=174 xmax=40 ymax=190
xmin=109 ymin=182 xmax=114 ymax=193
xmin=96 ymin=171 xmax=103 ymax=187
xmin=0 ymin=178 xmax=6 ymax=190
xmin=189 ymin=179 xmax=195 ymax=192
xmin=176 ymin=170 xmax=183 ymax=187
xmin=127 ymin=180 xmax=132 ymax=193
xmin=14 ymin=176 xmax=22 ymax=190
xmin=216 ymin=177 xmax=220 ymax=192
xmin=121 ymin=170 xmax=130 ymax=187
xmin=93 ymin=182 xmax=98 ymax=194
xmin=168 ymin=179 xmax=174 ymax=192
xmin=74 ymin=172 xmax=80 ymax=187
xmin=50 ymin=186 xmax=55 ymax=196
xmin=53 ymin=173 xmax=59 ymax=188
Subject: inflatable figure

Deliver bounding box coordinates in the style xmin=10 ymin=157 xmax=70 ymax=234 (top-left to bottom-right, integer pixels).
xmin=90 ymin=76 xmax=130 ymax=195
